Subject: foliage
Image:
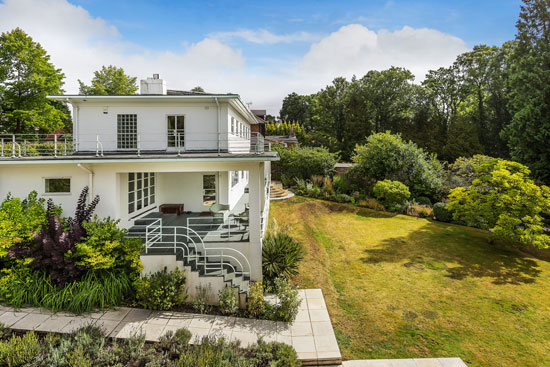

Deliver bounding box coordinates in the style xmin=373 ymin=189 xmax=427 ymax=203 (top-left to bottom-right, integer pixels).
xmin=262 ymin=229 xmax=304 ymax=284
xmin=447 ymin=155 xmax=498 ymax=188
xmin=0 ymin=330 xmax=41 ymax=366
xmin=0 ymin=191 xmax=52 ymax=260
xmin=350 ymin=132 xmax=443 ymax=199
xmin=136 ymin=267 xmax=186 ymax=311
xmin=0 ymin=28 xmax=69 ymax=133
xmin=266 ymin=121 xmax=306 ymax=142
xmin=247 ymin=281 xmax=266 ymax=319
xmin=78 ymin=65 xmax=138 ymax=95
xmin=246 ymin=339 xmax=301 ymax=367
xmin=447 ymin=159 xmax=550 ymax=248
xmin=269 ymin=277 xmax=301 ymax=323
xmin=0 ymin=268 xmax=133 ymax=313
xmin=8 ymin=187 xmax=99 ymax=286
xmin=273 ymin=144 xmax=337 ymax=185
xmin=218 ymin=286 xmax=239 ymax=316
xmin=76 ymin=217 xmax=143 ymax=279
xmin=503 ymin=0 xmax=550 ymax=183
xmin=192 ymin=283 xmax=212 ymax=314
xmin=373 ymin=180 xmax=411 ymax=212
xmin=433 ymin=202 xmax=453 ymax=223
xmin=279 ymin=92 xmax=314 ymax=129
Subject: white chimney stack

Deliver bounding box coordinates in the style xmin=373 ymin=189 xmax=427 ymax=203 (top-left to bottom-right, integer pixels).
xmin=140 ymin=74 xmax=167 ymax=95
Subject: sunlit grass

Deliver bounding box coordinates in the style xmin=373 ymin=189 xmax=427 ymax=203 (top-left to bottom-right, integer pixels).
xmin=270 ymin=197 xmax=550 ymax=367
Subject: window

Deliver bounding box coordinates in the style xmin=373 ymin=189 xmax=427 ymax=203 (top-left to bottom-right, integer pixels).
xmin=167 ymin=115 xmax=185 ymax=148
xmin=128 ymin=172 xmax=155 ymax=214
xmin=231 ymin=117 xmax=235 ymax=135
xmin=203 ymin=174 xmax=216 ymax=206
xmin=117 ymin=114 xmax=137 ymax=149
xmin=45 ymin=178 xmax=70 ymax=194
xmin=231 ymin=171 xmax=239 ymax=187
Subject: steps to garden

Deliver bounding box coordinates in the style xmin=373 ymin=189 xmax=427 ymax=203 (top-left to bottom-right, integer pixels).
xmin=270 ymin=184 xmax=294 ymax=201
xmin=0 ymin=289 xmax=341 ymax=367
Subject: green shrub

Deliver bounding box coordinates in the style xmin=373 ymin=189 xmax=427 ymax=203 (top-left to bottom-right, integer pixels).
xmin=0 ymin=269 xmax=133 ymax=313
xmin=273 ymin=144 xmax=338 ymax=185
xmin=247 ymin=339 xmax=301 ymax=367
xmin=158 ymin=327 xmax=193 ymax=356
xmin=247 ymin=281 xmax=266 ymax=318
xmin=262 ymin=231 xmax=304 ymax=284
xmin=0 ymin=331 xmax=41 ymax=366
xmin=433 ymin=202 xmax=453 ymax=223
xmin=76 ymin=217 xmax=143 ymax=279
xmin=192 ymin=283 xmax=213 ymax=314
xmin=0 ymin=191 xmax=53 ymax=259
xmin=333 ymin=175 xmax=351 ymax=195
xmin=350 ymin=132 xmax=443 ymax=199
xmin=447 ymin=159 xmax=550 ymax=248
xmin=136 ymin=267 xmax=186 ymax=311
xmin=335 ymin=193 xmax=351 ymax=203
xmin=218 ymin=286 xmax=239 ymax=316
xmin=373 ymin=180 xmax=411 ymax=211
xmin=178 ymin=337 xmax=246 ymax=366
xmin=415 ymin=196 xmax=432 ymax=206
xmin=269 ymin=277 xmax=301 ymax=323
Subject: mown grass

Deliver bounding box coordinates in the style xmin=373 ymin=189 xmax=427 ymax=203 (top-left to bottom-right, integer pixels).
xmin=270 ymin=197 xmax=550 ymax=367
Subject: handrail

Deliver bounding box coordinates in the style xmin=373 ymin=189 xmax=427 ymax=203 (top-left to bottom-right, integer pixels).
xmin=142 ymin=219 xmax=251 ymax=277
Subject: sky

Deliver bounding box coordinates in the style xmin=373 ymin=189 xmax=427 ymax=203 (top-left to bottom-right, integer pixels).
xmin=0 ymin=0 xmax=522 ymax=115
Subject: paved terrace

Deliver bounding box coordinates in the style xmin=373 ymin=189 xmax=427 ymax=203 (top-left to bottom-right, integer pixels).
xmin=0 ymin=289 xmax=341 ymax=367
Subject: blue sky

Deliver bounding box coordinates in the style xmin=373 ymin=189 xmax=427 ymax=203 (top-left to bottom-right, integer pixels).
xmin=0 ymin=0 xmax=523 ymax=114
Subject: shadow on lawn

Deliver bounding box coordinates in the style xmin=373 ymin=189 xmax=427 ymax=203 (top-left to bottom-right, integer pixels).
xmin=360 ymin=221 xmax=542 ymax=285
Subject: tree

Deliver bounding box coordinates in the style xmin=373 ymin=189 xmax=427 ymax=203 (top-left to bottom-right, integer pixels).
xmin=191 ymin=86 xmax=205 ymax=93
xmin=78 ymin=65 xmax=138 ymax=95
xmin=503 ymin=0 xmax=550 ymax=182
xmin=447 ymin=159 xmax=550 ymax=248
xmin=279 ymin=93 xmax=314 ymax=129
xmin=350 ymin=132 xmax=443 ymax=199
xmin=0 ymin=28 xmax=68 ymax=133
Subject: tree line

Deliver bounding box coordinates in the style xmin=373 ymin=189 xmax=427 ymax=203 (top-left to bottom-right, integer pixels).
xmin=279 ymin=0 xmax=550 ymax=183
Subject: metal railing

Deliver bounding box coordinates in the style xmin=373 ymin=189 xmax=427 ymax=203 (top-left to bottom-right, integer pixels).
xmin=0 ymin=131 xmax=268 ymax=158
xmin=186 ymin=216 xmax=249 ymax=242
xmin=144 ymin=217 xmax=251 ymax=277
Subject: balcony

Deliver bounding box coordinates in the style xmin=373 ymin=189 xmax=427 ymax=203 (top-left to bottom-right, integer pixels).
xmin=0 ymin=131 xmax=269 ymax=159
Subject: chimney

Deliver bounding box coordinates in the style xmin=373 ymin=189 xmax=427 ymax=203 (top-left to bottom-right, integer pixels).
xmin=140 ymin=74 xmax=167 ymax=95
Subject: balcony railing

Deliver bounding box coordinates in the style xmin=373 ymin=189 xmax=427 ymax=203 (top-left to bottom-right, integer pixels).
xmin=0 ymin=131 xmax=268 ymax=158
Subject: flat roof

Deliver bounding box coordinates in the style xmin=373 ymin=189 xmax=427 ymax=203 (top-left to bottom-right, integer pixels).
xmin=0 ymin=151 xmax=279 ymax=165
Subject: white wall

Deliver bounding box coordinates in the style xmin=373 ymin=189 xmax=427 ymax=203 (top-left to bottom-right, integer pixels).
xmin=227 ymin=105 xmax=252 ymax=154
xmin=76 ymin=102 xmax=223 ymax=152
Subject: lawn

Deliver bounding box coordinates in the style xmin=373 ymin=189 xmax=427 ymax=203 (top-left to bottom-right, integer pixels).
xmin=270 ymin=197 xmax=550 ymax=367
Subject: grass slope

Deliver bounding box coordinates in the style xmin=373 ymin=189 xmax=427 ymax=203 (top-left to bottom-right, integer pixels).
xmin=270 ymin=197 xmax=550 ymax=367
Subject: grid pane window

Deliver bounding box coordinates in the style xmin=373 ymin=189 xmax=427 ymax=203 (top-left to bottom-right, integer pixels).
xmin=128 ymin=172 xmax=156 ymax=214
xmin=117 ymin=114 xmax=137 ymax=149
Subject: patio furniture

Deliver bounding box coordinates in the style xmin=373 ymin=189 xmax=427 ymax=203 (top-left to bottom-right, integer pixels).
xmin=209 ymin=203 xmax=230 ymax=218
xmin=159 ymin=203 xmax=185 ymax=215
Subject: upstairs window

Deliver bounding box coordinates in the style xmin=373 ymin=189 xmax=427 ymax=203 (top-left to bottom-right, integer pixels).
xmin=231 ymin=117 xmax=235 ymax=135
xmin=167 ymin=115 xmax=185 ymax=148
xmin=117 ymin=114 xmax=137 ymax=149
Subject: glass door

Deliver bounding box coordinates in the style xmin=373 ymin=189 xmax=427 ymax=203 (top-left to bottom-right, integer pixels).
xmin=167 ymin=115 xmax=185 ymax=149
xmin=203 ymin=174 xmax=216 ymax=206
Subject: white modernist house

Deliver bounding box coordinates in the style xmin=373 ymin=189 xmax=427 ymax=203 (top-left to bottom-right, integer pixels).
xmin=0 ymin=75 xmax=276 ymax=303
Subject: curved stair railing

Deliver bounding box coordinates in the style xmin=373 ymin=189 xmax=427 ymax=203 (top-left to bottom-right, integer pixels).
xmin=144 ymin=219 xmax=251 ymax=278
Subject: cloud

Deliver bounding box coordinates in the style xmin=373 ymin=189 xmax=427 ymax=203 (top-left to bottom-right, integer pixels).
xmin=209 ymin=29 xmax=320 ymax=44
xmin=301 ymin=24 xmax=468 ymax=83
xmin=0 ymin=0 xmax=469 ymax=115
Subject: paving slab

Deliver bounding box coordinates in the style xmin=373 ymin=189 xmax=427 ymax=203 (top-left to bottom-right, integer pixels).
xmin=11 ymin=313 xmax=50 ymax=330
xmin=35 ymin=315 xmax=73 ymax=332
xmin=61 ymin=317 xmax=97 ymax=333
xmin=100 ymin=307 xmax=132 ymax=321
xmin=0 ymin=311 xmax=28 ymax=327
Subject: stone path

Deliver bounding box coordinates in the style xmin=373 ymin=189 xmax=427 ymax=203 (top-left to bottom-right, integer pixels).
xmin=0 ymin=289 xmax=341 ymax=367
xmin=343 ymin=359 xmax=468 ymax=367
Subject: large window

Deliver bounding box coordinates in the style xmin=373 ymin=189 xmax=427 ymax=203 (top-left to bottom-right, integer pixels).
xmin=117 ymin=114 xmax=137 ymax=149
xmin=203 ymin=174 xmax=216 ymax=206
xmin=128 ymin=172 xmax=155 ymax=214
xmin=45 ymin=178 xmax=70 ymax=194
xmin=231 ymin=171 xmax=239 ymax=187
xmin=167 ymin=115 xmax=185 ymax=148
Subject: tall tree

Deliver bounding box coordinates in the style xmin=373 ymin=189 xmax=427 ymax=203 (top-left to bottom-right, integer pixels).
xmin=279 ymin=92 xmax=314 ymax=129
xmin=78 ymin=65 xmax=138 ymax=95
xmin=0 ymin=28 xmax=67 ymax=133
xmin=503 ymin=0 xmax=550 ymax=182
